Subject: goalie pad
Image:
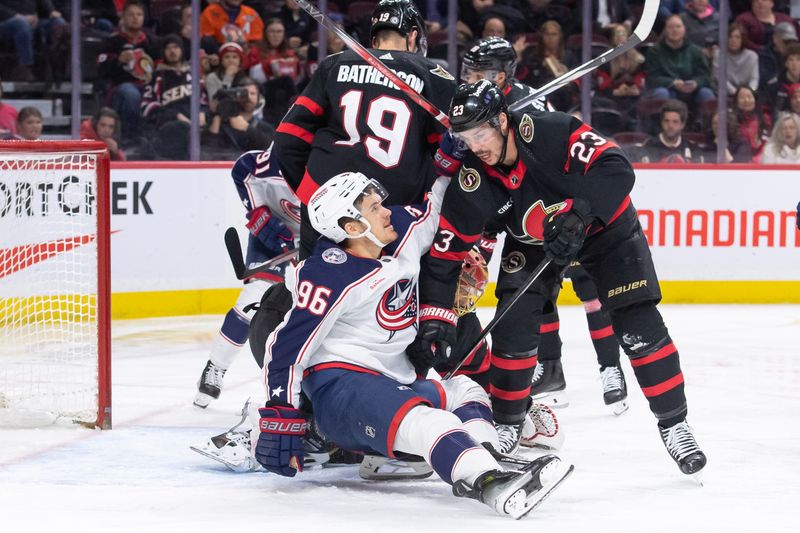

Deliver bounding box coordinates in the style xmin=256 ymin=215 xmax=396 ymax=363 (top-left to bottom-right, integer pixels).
xmin=453 ymin=248 xmax=489 ymax=317
xmin=520 ymin=403 xmax=564 ymax=450
xmin=358 ymin=454 xmax=435 ymax=481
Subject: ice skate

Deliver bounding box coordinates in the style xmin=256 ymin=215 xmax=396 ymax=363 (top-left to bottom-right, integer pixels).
xmin=452 ymin=454 xmax=574 ymax=519
xmin=194 ymin=360 xmax=226 ymax=408
xmin=530 ymin=360 xmax=568 ymax=408
xmin=659 ymin=420 xmax=707 ymax=482
xmin=520 ymin=403 xmax=564 ymax=450
xmin=599 ymin=364 xmax=628 ymax=415
xmin=495 ymin=422 xmax=522 ymax=454
xmin=190 ymin=430 xmax=259 ymax=472
xmin=359 ymin=454 xmax=434 ymax=480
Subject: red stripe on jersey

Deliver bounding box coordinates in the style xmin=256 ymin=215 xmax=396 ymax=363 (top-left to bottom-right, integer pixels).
xmin=295 ymin=170 xmax=319 ymax=204
xmin=432 ymin=380 xmax=447 ymax=409
xmin=387 ymin=397 xmax=431 ymax=458
xmin=428 ymin=132 xmax=443 ymax=145
xmin=608 ymin=195 xmax=631 ymax=225
xmin=482 ymin=158 xmax=527 ymax=190
xmin=565 ymin=124 xmax=619 ymax=174
xmin=244 ymin=271 xmax=284 ymax=283
xmin=453 ymin=343 xmax=492 ymax=375
xmin=439 ymin=216 xmax=482 ymax=244
xmin=641 ymin=372 xmax=684 ymax=397
xmin=539 ymin=321 xmax=560 ymax=333
xmin=489 ymin=384 xmax=532 ymax=401
xmin=430 ymin=248 xmax=469 ymax=262
xmin=630 ymin=342 xmax=677 ymax=368
xmin=277 ymin=122 xmax=315 ymax=144
xmin=295 ymin=96 xmax=324 ymax=116
xmin=492 ymin=355 xmax=538 ymax=371
xmin=590 ymin=325 xmax=615 ymax=340
xmin=302 ymin=362 xmax=382 ymax=377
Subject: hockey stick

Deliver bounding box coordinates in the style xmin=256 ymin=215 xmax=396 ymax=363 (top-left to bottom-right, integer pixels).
xmin=294 ymin=0 xmax=451 ymax=127
xmin=443 ymin=258 xmax=552 ymax=379
xmin=224 ymin=227 xmax=299 ymax=280
xmin=507 ymin=0 xmax=659 ymax=111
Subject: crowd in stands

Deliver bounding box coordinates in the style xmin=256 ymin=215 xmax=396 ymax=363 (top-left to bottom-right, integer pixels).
xmin=1 ymin=0 xmax=800 ymax=163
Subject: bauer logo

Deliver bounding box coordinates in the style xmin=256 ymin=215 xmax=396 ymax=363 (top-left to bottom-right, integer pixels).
xmin=501 ymin=251 xmax=526 ymax=273
xmin=459 ymin=167 xmax=481 ymax=192
xmin=519 ymin=114 xmax=534 ymax=143
xmin=607 ymin=280 xmax=647 ymax=298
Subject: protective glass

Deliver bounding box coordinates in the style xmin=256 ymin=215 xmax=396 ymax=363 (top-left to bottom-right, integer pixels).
xmin=452 ymin=123 xmax=502 ymax=150
xmin=460 ymin=64 xmax=498 ymax=83
xmin=353 ymin=179 xmax=389 ymax=219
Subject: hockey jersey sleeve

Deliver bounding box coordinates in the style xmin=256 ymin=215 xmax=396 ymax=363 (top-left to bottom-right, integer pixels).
xmin=383 ymin=176 xmax=449 ymax=260
xmin=555 ymin=114 xmax=636 ymax=225
xmin=419 ymin=170 xmax=495 ymax=309
xmin=421 ymin=65 xmax=458 ymax=152
xmin=273 ymin=55 xmax=335 ymax=197
xmin=262 ymin=258 xmax=379 ymax=407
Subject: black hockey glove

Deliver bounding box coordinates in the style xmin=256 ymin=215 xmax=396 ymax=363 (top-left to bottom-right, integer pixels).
xmin=406 ymin=306 xmax=458 ymax=374
xmin=542 ymin=198 xmax=593 ymax=265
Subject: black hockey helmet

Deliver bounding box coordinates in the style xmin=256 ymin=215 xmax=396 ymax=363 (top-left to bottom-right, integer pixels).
xmin=449 ymin=79 xmax=508 ymax=133
xmin=370 ymin=0 xmax=428 ymax=56
xmin=461 ymin=37 xmax=517 ymax=82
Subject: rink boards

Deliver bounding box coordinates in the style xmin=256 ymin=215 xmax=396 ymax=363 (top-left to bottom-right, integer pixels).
xmin=16 ymin=161 xmax=797 ymax=318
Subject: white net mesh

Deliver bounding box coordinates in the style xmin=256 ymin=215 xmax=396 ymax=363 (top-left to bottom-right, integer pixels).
xmin=0 ymin=150 xmax=103 ymax=427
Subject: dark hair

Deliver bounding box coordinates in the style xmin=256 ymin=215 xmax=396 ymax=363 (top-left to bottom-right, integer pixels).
xmin=660 ymin=99 xmax=688 ymax=124
xmin=261 ymin=18 xmax=289 ymax=53
xmin=123 ymin=0 xmax=146 ymax=12
xmin=92 ymin=107 xmax=121 ymax=136
xmin=235 ymin=76 xmax=259 ymax=89
xmin=728 ymin=22 xmax=751 ymax=51
xmin=17 ymin=106 xmax=43 ymax=123
xmin=784 ymin=42 xmax=800 ymax=60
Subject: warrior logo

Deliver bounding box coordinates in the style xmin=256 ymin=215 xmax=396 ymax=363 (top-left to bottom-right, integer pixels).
xmin=280 ymin=198 xmax=301 ymax=224
xmin=459 ymin=167 xmax=481 ymax=192
xmin=521 ymin=199 xmax=567 ymax=242
xmin=501 ymin=251 xmax=526 ymax=273
xmin=376 ymin=279 xmax=418 ymax=336
xmin=322 ymin=248 xmax=347 ymax=264
xmin=519 ymin=114 xmax=534 ymax=143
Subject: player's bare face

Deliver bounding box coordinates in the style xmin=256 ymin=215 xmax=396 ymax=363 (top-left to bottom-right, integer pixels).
xmin=457 ymin=123 xmax=505 ymax=165
xmin=360 ymin=194 xmax=397 ymax=244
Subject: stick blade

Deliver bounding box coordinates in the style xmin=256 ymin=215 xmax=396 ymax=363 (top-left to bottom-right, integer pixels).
xmin=224 ymin=227 xmax=246 ymax=280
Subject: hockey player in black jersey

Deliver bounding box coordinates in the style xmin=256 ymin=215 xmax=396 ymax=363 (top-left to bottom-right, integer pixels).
xmin=441 ymin=36 xmax=629 ymax=415
xmin=273 ymin=0 xmax=457 ymax=260
xmin=411 ymin=80 xmax=707 ymax=478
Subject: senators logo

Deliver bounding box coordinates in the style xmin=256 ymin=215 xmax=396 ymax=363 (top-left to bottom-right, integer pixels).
xmin=459 ymin=167 xmax=481 ymax=192
xmin=501 ymin=251 xmax=526 ymax=273
xmin=376 ymin=279 xmax=417 ymax=335
xmin=519 ymin=114 xmax=534 ymax=143
xmin=521 ymin=199 xmax=567 ymax=243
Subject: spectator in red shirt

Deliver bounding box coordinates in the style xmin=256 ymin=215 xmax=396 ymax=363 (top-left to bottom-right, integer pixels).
xmin=247 ymin=18 xmax=300 ymax=85
xmin=734 ymin=85 xmax=772 ymax=159
xmin=80 ymin=107 xmax=126 ymax=161
xmin=735 ymin=0 xmax=797 ymax=54
xmin=0 ymin=85 xmax=19 ymax=136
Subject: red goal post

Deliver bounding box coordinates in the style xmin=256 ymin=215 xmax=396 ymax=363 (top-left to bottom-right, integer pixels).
xmin=0 ymin=140 xmax=111 ymax=429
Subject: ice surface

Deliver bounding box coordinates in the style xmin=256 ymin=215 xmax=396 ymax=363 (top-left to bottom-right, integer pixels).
xmin=1 ymin=305 xmax=798 ymax=532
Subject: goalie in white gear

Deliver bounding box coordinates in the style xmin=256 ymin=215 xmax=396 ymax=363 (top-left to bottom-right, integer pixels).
xmin=194 ymin=145 xmax=301 ymax=408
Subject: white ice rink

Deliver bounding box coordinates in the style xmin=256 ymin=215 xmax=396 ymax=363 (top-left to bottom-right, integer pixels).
xmin=1 ymin=304 xmax=798 ymax=532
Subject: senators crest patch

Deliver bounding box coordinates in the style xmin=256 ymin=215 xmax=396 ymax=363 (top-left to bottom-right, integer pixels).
xmin=429 ymin=64 xmax=455 ymax=80
xmin=322 ymin=248 xmax=347 ymax=264
xmin=519 ymin=114 xmax=534 ymax=143
xmin=501 ymin=251 xmax=526 ymax=273
xmin=459 ymin=167 xmax=481 ymax=192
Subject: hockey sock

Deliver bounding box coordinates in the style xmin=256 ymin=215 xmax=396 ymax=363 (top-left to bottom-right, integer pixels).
xmin=612 ymin=303 xmax=687 ymax=427
xmin=489 ymin=351 xmax=537 ymax=425
xmin=583 ymin=299 xmax=620 ymax=368
xmin=453 ymin=401 xmax=498 ymax=449
xmin=394 ymin=406 xmax=499 ymax=486
xmin=537 ymin=310 xmax=562 ymax=362
xmin=210 ymin=308 xmax=250 ymax=369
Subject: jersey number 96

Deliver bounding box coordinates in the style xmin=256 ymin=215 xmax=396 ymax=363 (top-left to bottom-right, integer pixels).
xmin=296 ymin=281 xmax=331 ymax=315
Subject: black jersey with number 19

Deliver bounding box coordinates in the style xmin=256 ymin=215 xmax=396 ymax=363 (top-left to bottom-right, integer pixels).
xmin=274 ymin=49 xmax=457 ymax=206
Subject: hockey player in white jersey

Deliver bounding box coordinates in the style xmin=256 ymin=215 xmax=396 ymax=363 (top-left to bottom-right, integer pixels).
xmin=249 ymin=171 xmax=572 ymax=519
xmin=194 ymin=145 xmax=301 ymax=408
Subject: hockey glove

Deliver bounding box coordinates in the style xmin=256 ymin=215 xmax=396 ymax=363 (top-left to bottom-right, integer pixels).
xmin=255 ymin=403 xmax=307 ymax=477
xmin=434 ymin=130 xmax=469 ymax=177
xmin=542 ymin=198 xmax=593 ymax=265
xmin=246 ymin=206 xmax=296 ymax=256
xmin=406 ymin=306 xmax=458 ymax=374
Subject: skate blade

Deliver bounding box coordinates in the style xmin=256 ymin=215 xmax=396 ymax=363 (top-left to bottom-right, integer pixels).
xmin=531 ymin=391 xmax=569 ymax=409
xmin=189 ymin=443 xmax=255 ymax=473
xmin=606 ymin=399 xmax=629 ymax=416
xmin=359 ymin=457 xmax=434 ymax=481
xmin=193 ymin=392 xmax=214 ymax=409
xmin=691 ymin=471 xmax=704 ymax=487
xmin=512 ymin=462 xmax=575 ymax=520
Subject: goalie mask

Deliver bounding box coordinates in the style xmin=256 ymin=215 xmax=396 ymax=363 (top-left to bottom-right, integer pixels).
xmin=308 ymin=172 xmax=390 ymax=248
xmin=453 ymin=248 xmax=489 ymax=316
xmin=461 ymin=37 xmax=517 ymax=84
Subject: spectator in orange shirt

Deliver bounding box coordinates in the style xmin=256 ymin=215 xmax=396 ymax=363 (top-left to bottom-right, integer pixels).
xmin=200 ymin=0 xmax=264 ymax=51
xmin=80 ymin=107 xmax=126 ymax=161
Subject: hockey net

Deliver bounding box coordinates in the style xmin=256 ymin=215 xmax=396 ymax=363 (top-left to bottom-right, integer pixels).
xmin=0 ymin=141 xmax=111 ymax=428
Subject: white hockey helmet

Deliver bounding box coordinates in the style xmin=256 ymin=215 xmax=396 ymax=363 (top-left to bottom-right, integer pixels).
xmin=308 ymin=172 xmax=390 ymax=246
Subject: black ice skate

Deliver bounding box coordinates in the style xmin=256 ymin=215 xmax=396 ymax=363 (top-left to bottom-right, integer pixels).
xmin=531 ymin=359 xmax=568 ymax=408
xmin=659 ymin=421 xmax=707 ymax=482
xmin=194 ymin=360 xmax=227 ymax=408
xmin=495 ymin=422 xmax=523 ymax=454
xmin=599 ymin=364 xmax=629 ymax=415
xmin=452 ymin=455 xmax=574 ymax=519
